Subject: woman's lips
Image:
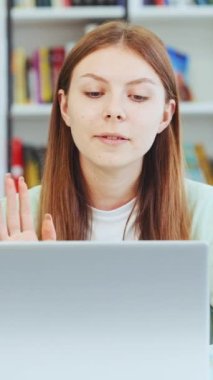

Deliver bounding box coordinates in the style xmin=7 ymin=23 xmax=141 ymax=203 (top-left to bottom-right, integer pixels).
xmin=95 ymin=135 xmax=129 ymax=145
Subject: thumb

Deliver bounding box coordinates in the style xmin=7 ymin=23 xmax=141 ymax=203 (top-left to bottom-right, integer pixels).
xmin=41 ymin=214 xmax=57 ymax=241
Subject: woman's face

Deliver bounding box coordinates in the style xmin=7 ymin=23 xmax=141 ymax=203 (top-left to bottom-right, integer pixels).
xmin=59 ymin=45 xmax=175 ymax=174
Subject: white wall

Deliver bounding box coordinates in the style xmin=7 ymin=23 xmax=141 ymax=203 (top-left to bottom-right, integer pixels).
xmin=0 ymin=0 xmax=7 ymax=197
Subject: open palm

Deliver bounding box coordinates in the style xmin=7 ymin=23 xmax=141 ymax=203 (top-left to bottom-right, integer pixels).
xmin=0 ymin=174 xmax=56 ymax=241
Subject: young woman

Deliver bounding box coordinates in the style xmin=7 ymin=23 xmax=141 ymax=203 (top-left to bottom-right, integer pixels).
xmin=0 ymin=21 xmax=213 ymax=303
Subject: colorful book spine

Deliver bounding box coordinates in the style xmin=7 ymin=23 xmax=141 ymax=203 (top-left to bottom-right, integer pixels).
xmin=32 ymin=50 xmax=41 ymax=103
xmin=51 ymin=0 xmax=64 ymax=6
xmin=183 ymin=143 xmax=206 ymax=183
xmin=27 ymin=56 xmax=37 ymax=103
xmin=23 ymin=145 xmax=46 ymax=188
xmin=62 ymin=0 xmax=72 ymax=5
xmin=13 ymin=44 xmax=67 ymax=104
xmin=11 ymin=138 xmax=24 ymax=191
xmin=32 ymin=48 xmax=52 ymax=103
xmin=39 ymin=47 xmax=52 ymax=103
xmin=116 ymin=0 xmax=126 ymax=5
xmin=195 ymin=144 xmax=213 ymax=186
xmin=49 ymin=46 xmax=65 ymax=93
xmin=143 ymin=0 xmax=155 ymax=4
xmin=12 ymin=48 xmax=28 ymax=104
xmin=13 ymin=0 xmax=36 ymax=6
xmin=72 ymin=0 xmax=84 ymax=4
xmin=153 ymin=0 xmax=165 ymax=5
xmin=24 ymin=146 xmax=41 ymax=188
xmin=36 ymin=0 xmax=51 ymax=6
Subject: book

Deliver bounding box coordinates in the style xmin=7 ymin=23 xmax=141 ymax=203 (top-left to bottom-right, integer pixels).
xmin=183 ymin=143 xmax=206 ymax=183
xmin=195 ymin=144 xmax=213 ymax=186
xmin=72 ymin=0 xmax=83 ymax=5
xmin=10 ymin=138 xmax=47 ymax=189
xmin=23 ymin=145 xmax=45 ymax=188
xmin=33 ymin=48 xmax=52 ymax=103
xmin=167 ymin=46 xmax=193 ymax=102
xmin=26 ymin=56 xmax=37 ymax=103
xmin=194 ymin=0 xmax=208 ymax=4
xmin=13 ymin=0 xmax=36 ymax=6
xmin=143 ymin=0 xmax=155 ymax=4
xmin=62 ymin=0 xmax=72 ymax=5
xmin=51 ymin=0 xmax=64 ymax=6
xmin=36 ymin=0 xmax=51 ymax=6
xmin=12 ymin=48 xmax=28 ymax=104
xmin=153 ymin=0 xmax=165 ymax=5
xmin=82 ymin=0 xmax=95 ymax=5
xmin=13 ymin=44 xmax=67 ymax=104
xmin=49 ymin=46 xmax=65 ymax=93
xmin=10 ymin=138 xmax=24 ymax=191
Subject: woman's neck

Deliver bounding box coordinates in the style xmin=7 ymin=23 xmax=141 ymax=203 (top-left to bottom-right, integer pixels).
xmin=80 ymin=159 xmax=142 ymax=211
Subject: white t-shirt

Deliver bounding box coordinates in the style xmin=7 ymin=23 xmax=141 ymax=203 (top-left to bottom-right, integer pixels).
xmin=90 ymin=198 xmax=137 ymax=241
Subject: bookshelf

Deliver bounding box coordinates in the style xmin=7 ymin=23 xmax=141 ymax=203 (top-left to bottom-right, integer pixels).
xmin=6 ymin=0 xmax=213 ymax=186
xmin=0 ymin=1 xmax=8 ymax=197
xmin=9 ymin=1 xmax=127 ymax=160
xmin=128 ymin=0 xmax=213 ymax=162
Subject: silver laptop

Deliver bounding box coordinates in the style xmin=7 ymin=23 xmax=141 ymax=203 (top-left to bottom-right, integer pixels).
xmin=0 ymin=241 xmax=209 ymax=380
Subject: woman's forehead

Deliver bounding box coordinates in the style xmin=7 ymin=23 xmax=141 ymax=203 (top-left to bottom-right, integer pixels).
xmin=71 ymin=46 xmax=162 ymax=85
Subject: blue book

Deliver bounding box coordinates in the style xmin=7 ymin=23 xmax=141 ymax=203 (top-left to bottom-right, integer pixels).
xmin=183 ymin=143 xmax=206 ymax=183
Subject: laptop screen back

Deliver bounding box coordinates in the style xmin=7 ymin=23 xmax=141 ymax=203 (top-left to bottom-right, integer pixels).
xmin=0 ymin=241 xmax=209 ymax=380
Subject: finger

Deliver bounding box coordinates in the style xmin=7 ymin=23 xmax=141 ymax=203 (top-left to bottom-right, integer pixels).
xmin=41 ymin=214 xmax=57 ymax=241
xmin=5 ymin=173 xmax=21 ymax=235
xmin=18 ymin=177 xmax=34 ymax=231
xmin=0 ymin=203 xmax=9 ymax=240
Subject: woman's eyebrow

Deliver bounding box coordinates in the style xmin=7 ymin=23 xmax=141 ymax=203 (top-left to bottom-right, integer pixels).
xmin=80 ymin=73 xmax=157 ymax=86
xmin=126 ymin=77 xmax=157 ymax=86
xmin=80 ymin=73 xmax=108 ymax=83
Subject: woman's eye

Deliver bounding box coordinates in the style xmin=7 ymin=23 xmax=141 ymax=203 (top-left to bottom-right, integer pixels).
xmin=85 ymin=91 xmax=103 ymax=98
xmin=129 ymin=94 xmax=148 ymax=102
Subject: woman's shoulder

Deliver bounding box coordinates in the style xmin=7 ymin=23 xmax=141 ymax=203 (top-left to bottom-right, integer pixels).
xmin=28 ymin=184 xmax=42 ymax=202
xmin=185 ymin=179 xmax=213 ymax=240
xmin=0 ymin=184 xmax=41 ymax=205
xmin=28 ymin=184 xmax=42 ymax=214
xmin=185 ymin=178 xmax=213 ymax=208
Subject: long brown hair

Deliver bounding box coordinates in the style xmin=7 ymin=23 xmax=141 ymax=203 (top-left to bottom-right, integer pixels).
xmin=39 ymin=20 xmax=191 ymax=240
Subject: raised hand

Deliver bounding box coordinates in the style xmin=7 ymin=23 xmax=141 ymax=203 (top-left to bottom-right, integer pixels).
xmin=0 ymin=174 xmax=56 ymax=241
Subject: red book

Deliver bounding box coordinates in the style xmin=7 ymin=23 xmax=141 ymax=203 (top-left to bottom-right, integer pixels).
xmin=154 ymin=0 xmax=165 ymax=5
xmin=49 ymin=46 xmax=65 ymax=94
xmin=63 ymin=0 xmax=72 ymax=5
xmin=11 ymin=138 xmax=24 ymax=192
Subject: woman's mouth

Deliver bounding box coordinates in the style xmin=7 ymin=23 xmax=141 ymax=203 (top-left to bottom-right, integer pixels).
xmin=95 ymin=134 xmax=129 ymax=145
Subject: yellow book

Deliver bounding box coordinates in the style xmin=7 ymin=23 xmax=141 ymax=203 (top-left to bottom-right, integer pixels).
xmin=13 ymin=0 xmax=35 ymax=7
xmin=24 ymin=159 xmax=41 ymax=189
xmin=38 ymin=47 xmax=52 ymax=103
xmin=195 ymin=144 xmax=213 ymax=186
xmin=12 ymin=48 xmax=28 ymax=104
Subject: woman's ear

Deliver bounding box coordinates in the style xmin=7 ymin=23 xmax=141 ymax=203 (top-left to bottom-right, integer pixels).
xmin=58 ymin=89 xmax=71 ymax=127
xmin=157 ymin=99 xmax=176 ymax=134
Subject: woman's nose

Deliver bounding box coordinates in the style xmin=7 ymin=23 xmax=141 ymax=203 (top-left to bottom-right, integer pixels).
xmin=102 ymin=96 xmax=126 ymax=121
xmin=104 ymin=113 xmax=124 ymax=120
